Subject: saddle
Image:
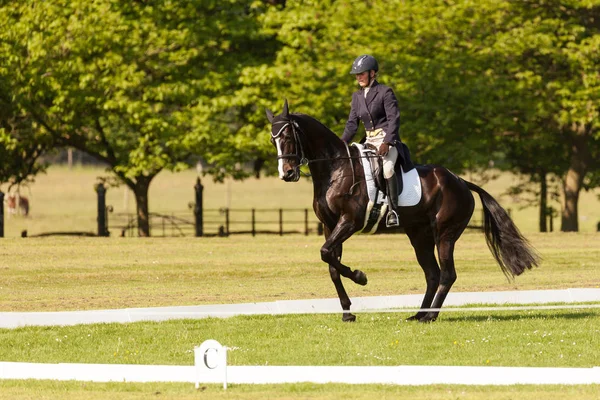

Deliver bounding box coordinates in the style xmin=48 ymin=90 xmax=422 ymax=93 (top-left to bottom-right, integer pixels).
xmin=363 ymin=142 xmax=414 ymax=196
xmin=353 ymin=143 xmax=421 ymax=234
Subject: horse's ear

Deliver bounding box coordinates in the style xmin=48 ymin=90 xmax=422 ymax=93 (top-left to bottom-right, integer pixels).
xmin=266 ymin=108 xmax=274 ymax=123
xmin=282 ymin=99 xmax=289 ymax=118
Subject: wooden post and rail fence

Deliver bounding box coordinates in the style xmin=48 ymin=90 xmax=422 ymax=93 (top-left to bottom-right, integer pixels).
xmin=0 ymin=179 xmax=547 ymax=238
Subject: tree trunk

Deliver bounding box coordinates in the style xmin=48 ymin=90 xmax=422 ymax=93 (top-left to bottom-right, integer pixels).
xmin=132 ymin=177 xmax=153 ymax=237
xmin=561 ymin=126 xmax=590 ymax=232
xmin=539 ymin=170 xmax=547 ymax=232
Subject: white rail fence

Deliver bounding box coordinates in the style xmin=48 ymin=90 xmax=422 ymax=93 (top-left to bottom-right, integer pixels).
xmin=1 ymin=339 xmax=599 ymax=387
xmin=2 ymin=289 xmax=599 ymax=387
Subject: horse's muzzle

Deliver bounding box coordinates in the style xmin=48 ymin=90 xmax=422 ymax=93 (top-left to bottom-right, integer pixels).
xmin=282 ymin=167 xmax=300 ymax=182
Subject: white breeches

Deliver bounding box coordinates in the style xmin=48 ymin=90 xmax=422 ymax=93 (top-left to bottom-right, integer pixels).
xmin=366 ymin=133 xmax=398 ymax=179
xmin=382 ymin=146 xmax=398 ymax=179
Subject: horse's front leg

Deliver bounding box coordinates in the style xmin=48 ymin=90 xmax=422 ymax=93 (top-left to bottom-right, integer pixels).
xmin=322 ymin=216 xmax=366 ymax=322
xmin=327 ymin=244 xmax=356 ymax=322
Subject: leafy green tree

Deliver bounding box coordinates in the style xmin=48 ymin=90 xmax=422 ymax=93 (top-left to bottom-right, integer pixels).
xmin=483 ymin=0 xmax=600 ymax=231
xmin=0 ymin=81 xmax=48 ymax=189
xmin=241 ymin=0 xmax=599 ymax=231
xmin=0 ymin=0 xmax=276 ymax=236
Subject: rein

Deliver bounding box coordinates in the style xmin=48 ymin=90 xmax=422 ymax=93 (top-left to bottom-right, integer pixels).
xmin=271 ymin=117 xmax=381 ymax=194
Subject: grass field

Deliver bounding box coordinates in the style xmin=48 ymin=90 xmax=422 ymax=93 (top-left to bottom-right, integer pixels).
xmin=1 ymin=234 xmax=598 ymax=312
xmin=1 ymin=166 xmax=599 ymax=399
xmin=1 ymin=233 xmax=599 ymax=398
xmin=1 ymin=165 xmax=599 ymax=237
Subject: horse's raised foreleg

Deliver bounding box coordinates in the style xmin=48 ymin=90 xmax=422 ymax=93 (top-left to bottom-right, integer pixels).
xmin=405 ymin=226 xmax=440 ymax=322
xmin=321 ymin=217 xmax=366 ymax=285
xmin=322 ymin=217 xmax=365 ymax=322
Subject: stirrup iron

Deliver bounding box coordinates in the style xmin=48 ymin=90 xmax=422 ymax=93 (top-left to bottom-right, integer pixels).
xmin=386 ymin=208 xmax=399 ymax=227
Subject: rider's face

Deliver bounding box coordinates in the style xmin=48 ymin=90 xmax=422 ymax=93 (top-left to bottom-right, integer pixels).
xmin=355 ymin=71 xmax=373 ymax=87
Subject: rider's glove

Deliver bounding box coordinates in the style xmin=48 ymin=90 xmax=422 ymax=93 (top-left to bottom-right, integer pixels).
xmin=377 ymin=142 xmax=390 ymax=157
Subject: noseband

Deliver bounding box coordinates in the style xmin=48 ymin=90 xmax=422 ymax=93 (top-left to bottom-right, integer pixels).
xmin=271 ymin=119 xmax=308 ymax=167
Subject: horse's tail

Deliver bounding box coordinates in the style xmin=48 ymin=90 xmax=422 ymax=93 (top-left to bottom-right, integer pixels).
xmin=465 ymin=180 xmax=540 ymax=278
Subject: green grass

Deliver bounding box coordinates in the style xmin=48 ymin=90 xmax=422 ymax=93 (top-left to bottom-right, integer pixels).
xmin=1 ymin=310 xmax=599 ymax=367
xmin=1 ymin=165 xmax=599 ymax=237
xmin=1 ymin=167 xmax=599 ymax=398
xmin=1 ymin=309 xmax=599 ymax=399
xmin=1 ymin=381 xmax=598 ymax=400
xmin=0 ymin=233 xmax=598 ymax=312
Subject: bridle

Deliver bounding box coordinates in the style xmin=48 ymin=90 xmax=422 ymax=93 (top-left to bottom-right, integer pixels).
xmin=271 ymin=119 xmax=309 ymax=168
xmin=271 ymin=116 xmax=372 ymax=194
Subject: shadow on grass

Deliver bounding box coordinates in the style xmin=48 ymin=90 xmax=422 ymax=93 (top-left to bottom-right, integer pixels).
xmin=438 ymin=311 xmax=598 ymax=323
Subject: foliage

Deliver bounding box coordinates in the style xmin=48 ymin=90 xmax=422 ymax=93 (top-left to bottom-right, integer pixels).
xmin=1 ymin=0 xmax=598 ymax=233
xmin=0 ymin=0 xmax=278 ymax=234
xmin=0 ymin=77 xmax=49 ymax=188
xmin=240 ymin=0 xmax=599 ymax=230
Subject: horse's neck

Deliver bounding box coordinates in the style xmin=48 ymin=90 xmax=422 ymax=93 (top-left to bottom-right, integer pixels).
xmin=294 ymin=115 xmax=349 ymax=179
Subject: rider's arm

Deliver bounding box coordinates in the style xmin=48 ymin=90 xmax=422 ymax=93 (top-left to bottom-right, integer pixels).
xmin=341 ymin=93 xmax=360 ymax=144
xmin=382 ymin=87 xmax=401 ymax=145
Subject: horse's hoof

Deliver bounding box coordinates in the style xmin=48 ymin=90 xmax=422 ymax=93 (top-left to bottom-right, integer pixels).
xmin=406 ymin=314 xmax=421 ymax=321
xmin=353 ymin=270 xmax=368 ymax=286
xmin=342 ymin=313 xmax=356 ymax=322
xmin=418 ymin=313 xmax=438 ymax=323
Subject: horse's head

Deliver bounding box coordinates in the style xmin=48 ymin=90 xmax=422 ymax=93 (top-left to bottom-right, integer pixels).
xmin=266 ymin=100 xmax=305 ymax=182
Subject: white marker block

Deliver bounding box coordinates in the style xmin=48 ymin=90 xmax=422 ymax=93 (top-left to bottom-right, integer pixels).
xmin=194 ymin=340 xmax=227 ymax=390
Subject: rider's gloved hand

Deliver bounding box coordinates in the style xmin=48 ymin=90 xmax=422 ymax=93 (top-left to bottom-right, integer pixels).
xmin=377 ymin=142 xmax=390 ymax=156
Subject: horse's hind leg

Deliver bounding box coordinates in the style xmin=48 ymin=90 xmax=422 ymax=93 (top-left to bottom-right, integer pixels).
xmin=418 ymin=238 xmax=458 ymax=322
xmin=405 ymin=226 xmax=440 ymax=321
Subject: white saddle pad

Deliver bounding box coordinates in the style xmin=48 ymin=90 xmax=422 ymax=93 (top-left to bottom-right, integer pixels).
xmin=353 ymin=143 xmax=422 ymax=207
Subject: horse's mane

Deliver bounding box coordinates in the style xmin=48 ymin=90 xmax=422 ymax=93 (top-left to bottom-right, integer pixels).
xmin=290 ymin=113 xmax=343 ymax=143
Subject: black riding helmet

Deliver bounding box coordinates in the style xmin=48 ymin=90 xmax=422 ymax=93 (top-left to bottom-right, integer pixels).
xmin=349 ymin=55 xmax=379 ymax=75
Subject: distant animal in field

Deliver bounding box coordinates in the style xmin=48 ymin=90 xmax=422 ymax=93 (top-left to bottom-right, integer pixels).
xmin=5 ymin=193 xmax=29 ymax=217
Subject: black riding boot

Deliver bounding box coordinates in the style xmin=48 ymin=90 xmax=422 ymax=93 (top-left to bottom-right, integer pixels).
xmin=386 ymin=174 xmax=400 ymax=227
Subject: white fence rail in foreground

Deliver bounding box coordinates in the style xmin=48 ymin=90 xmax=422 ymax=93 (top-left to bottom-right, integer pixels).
xmin=1 ymin=339 xmax=599 ymax=387
xmin=2 ymin=288 xmax=600 ymax=329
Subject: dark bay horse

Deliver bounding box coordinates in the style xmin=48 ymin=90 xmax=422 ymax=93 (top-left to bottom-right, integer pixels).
xmin=266 ymin=101 xmax=539 ymax=322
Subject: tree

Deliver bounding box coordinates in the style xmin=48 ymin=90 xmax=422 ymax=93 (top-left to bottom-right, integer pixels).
xmin=0 ymin=0 xmax=277 ymax=236
xmin=0 ymin=80 xmax=48 ymax=188
xmin=241 ymin=0 xmax=599 ymax=231
xmin=483 ymin=0 xmax=600 ymax=231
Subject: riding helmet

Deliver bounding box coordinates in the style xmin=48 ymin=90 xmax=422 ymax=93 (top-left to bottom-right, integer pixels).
xmin=349 ymin=55 xmax=379 ymax=75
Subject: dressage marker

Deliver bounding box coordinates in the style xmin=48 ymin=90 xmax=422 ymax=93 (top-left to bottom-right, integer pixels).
xmin=1 ymin=339 xmax=599 ymax=387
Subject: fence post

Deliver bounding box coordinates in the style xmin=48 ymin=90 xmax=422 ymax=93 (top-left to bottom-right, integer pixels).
xmin=225 ymin=208 xmax=230 ymax=236
xmin=304 ymin=209 xmax=309 ymax=236
xmin=0 ymin=190 xmax=4 ymax=238
xmin=194 ymin=177 xmax=203 ymax=237
xmin=279 ymin=208 xmax=283 ymax=236
xmin=251 ymin=208 xmax=256 ymax=237
xmin=95 ymin=183 xmax=109 ymax=237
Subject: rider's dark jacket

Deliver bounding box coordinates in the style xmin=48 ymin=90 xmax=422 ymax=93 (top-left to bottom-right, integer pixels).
xmin=341 ymin=80 xmax=401 ymax=146
xmin=342 ymin=80 xmax=413 ymax=170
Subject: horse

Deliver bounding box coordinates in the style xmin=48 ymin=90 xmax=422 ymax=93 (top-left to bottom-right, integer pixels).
xmin=5 ymin=193 xmax=30 ymax=217
xmin=266 ymin=100 xmax=539 ymax=323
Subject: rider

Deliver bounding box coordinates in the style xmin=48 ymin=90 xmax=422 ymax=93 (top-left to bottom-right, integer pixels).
xmin=341 ymin=54 xmax=402 ymax=227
